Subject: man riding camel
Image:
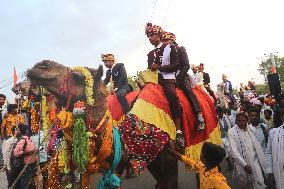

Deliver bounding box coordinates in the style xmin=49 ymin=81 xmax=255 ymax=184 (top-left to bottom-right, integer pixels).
xmin=145 ymin=23 xmax=184 ymax=146
xmin=222 ymin=74 xmax=236 ymax=104
xmin=102 ymin=54 xmax=130 ymax=114
xmin=161 ymin=31 xmax=205 ymax=131
xmin=198 ymin=63 xmax=217 ymax=103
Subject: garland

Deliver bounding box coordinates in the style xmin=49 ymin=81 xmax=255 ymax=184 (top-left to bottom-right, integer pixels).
xmin=30 ymin=107 xmax=39 ymax=133
xmin=58 ymin=140 xmax=70 ymax=174
xmin=48 ymin=152 xmax=61 ymax=189
xmin=72 ymin=101 xmax=89 ymax=171
xmin=73 ymin=66 xmax=94 ymax=106
xmin=57 ymin=109 xmax=74 ymax=129
xmin=41 ymin=96 xmax=50 ymax=141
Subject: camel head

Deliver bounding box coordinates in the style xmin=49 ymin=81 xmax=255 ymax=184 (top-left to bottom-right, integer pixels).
xmin=27 ymin=60 xmax=69 ymax=96
xmin=27 ymin=60 xmax=106 ymax=110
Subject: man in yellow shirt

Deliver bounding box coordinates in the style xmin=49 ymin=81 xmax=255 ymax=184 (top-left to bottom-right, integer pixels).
xmin=1 ymin=104 xmax=24 ymax=140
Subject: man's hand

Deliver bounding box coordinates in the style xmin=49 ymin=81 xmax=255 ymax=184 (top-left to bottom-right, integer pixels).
xmin=151 ymin=64 xmax=159 ymax=71
xmin=244 ymin=165 xmax=252 ymax=174
xmin=267 ymin=173 xmax=276 ymax=189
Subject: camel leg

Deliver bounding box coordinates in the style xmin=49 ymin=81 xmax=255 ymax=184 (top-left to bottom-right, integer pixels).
xmin=148 ymin=147 xmax=178 ymax=189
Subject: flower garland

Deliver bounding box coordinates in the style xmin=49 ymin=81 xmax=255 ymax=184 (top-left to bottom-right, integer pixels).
xmin=72 ymin=101 xmax=89 ymax=171
xmin=30 ymin=107 xmax=39 ymax=133
xmin=57 ymin=108 xmax=74 ymax=129
xmin=73 ymin=66 xmax=94 ymax=106
xmin=22 ymin=99 xmax=30 ymax=110
xmin=48 ymin=151 xmax=61 ymax=189
xmin=58 ymin=140 xmax=70 ymax=174
xmin=41 ymin=96 xmax=50 ymax=141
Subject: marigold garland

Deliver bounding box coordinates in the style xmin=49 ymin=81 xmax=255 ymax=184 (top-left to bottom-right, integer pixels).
xmin=57 ymin=109 xmax=74 ymax=129
xmin=22 ymin=99 xmax=30 ymax=110
xmin=30 ymin=107 xmax=39 ymax=133
xmin=58 ymin=140 xmax=70 ymax=174
xmin=73 ymin=66 xmax=94 ymax=106
xmin=48 ymin=151 xmax=61 ymax=189
xmin=57 ymin=109 xmax=74 ymax=142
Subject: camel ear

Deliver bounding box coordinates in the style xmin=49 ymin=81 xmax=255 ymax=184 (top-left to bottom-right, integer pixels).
xmin=71 ymin=71 xmax=85 ymax=84
xmin=87 ymin=65 xmax=103 ymax=80
xmin=96 ymin=65 xmax=104 ymax=80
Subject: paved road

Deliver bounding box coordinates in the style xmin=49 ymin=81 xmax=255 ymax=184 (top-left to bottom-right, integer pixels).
xmin=120 ymin=161 xmax=240 ymax=189
xmin=0 ymin=161 xmax=240 ymax=189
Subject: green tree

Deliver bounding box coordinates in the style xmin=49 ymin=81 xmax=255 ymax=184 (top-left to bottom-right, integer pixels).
xmin=255 ymin=82 xmax=284 ymax=95
xmin=258 ymin=56 xmax=284 ymax=81
xmin=255 ymin=84 xmax=269 ymax=94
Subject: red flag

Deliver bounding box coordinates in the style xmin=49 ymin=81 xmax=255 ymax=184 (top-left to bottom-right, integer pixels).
xmin=13 ymin=67 xmax=17 ymax=87
xmin=272 ymin=65 xmax=276 ymax=74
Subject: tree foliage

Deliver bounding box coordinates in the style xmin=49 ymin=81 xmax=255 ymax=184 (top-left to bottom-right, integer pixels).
xmin=255 ymin=82 xmax=284 ymax=95
xmin=258 ymin=55 xmax=284 ymax=81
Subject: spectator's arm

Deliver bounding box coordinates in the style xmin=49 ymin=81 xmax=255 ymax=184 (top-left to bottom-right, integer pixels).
xmin=181 ymin=155 xmax=203 ymax=173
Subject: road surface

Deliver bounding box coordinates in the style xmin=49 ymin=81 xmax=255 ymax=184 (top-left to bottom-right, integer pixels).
xmin=0 ymin=161 xmax=240 ymax=189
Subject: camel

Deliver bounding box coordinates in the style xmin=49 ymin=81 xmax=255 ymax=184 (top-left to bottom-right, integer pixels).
xmin=27 ymin=60 xmax=179 ymax=189
xmin=12 ymin=80 xmax=41 ymax=96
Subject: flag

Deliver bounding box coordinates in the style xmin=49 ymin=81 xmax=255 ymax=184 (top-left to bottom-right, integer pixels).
xmin=13 ymin=67 xmax=17 ymax=87
xmin=271 ymin=65 xmax=276 ymax=74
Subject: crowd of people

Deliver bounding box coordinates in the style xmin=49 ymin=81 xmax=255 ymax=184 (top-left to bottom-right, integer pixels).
xmin=216 ymin=85 xmax=284 ymax=189
xmin=0 ymin=22 xmax=283 ymax=189
xmin=0 ymin=94 xmax=48 ymax=189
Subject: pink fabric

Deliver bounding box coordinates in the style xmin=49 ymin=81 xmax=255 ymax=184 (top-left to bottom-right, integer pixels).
xmin=13 ymin=136 xmax=38 ymax=164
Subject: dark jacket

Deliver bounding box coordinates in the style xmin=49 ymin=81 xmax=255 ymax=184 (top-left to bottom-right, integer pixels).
xmin=176 ymin=46 xmax=190 ymax=80
xmin=103 ymin=63 xmax=129 ymax=89
xmin=203 ymin=72 xmax=211 ymax=85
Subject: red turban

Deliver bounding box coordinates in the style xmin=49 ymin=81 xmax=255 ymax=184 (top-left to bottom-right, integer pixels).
xmin=161 ymin=31 xmax=176 ymax=41
xmin=145 ymin=23 xmax=163 ymax=37
xmin=101 ymin=54 xmax=115 ymax=62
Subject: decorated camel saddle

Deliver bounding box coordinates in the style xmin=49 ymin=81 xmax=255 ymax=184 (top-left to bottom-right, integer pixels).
xmin=107 ymin=70 xmax=221 ymax=174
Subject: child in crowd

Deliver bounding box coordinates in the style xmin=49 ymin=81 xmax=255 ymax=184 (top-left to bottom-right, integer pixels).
xmin=169 ymin=142 xmax=230 ymax=189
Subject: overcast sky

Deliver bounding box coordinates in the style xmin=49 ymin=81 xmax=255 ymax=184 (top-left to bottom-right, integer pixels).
xmin=1 ymin=0 xmax=284 ymax=102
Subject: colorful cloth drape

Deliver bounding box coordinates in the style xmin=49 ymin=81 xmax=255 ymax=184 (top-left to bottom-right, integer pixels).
xmin=97 ymin=126 xmax=122 ymax=189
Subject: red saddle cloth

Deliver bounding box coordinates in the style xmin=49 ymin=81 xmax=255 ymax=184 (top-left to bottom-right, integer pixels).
xmin=107 ymin=84 xmax=221 ymax=175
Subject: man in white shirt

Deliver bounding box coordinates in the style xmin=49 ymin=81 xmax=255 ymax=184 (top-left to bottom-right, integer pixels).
xmin=216 ymin=106 xmax=233 ymax=169
xmin=228 ymin=113 xmax=267 ymax=189
xmin=266 ymin=109 xmax=284 ymax=189
xmin=0 ymin=94 xmax=7 ymax=166
xmin=145 ymin=23 xmax=183 ymax=147
xmin=1 ymin=126 xmax=18 ymax=188
xmin=191 ymin=65 xmax=203 ymax=86
xmin=248 ymin=108 xmax=268 ymax=152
